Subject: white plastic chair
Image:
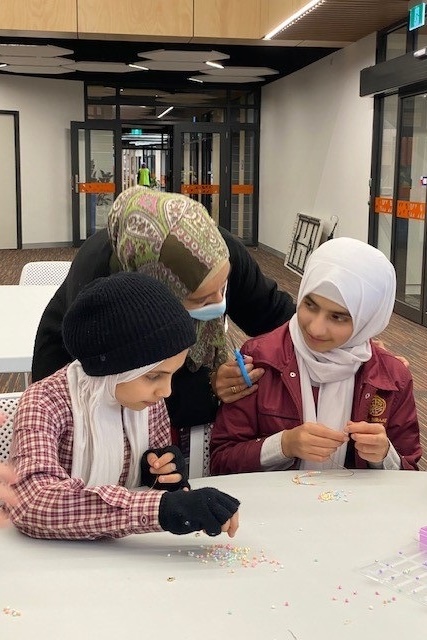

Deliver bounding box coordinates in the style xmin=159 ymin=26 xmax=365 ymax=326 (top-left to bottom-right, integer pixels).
xmin=0 ymin=392 xmax=22 ymax=463
xmin=19 ymin=261 xmax=71 ymax=386
xmin=189 ymin=423 xmax=212 ymax=479
xmin=19 ymin=261 xmax=71 ymax=286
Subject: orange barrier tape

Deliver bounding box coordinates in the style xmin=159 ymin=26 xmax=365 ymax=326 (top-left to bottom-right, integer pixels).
xmin=78 ymin=182 xmax=115 ymax=194
xmin=374 ymin=197 xmax=393 ymax=214
xmin=181 ymin=184 xmax=220 ymax=195
xmin=397 ymin=200 xmax=425 ymax=220
xmin=232 ymin=184 xmax=254 ymax=195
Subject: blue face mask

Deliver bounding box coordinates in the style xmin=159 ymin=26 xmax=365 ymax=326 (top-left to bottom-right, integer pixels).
xmin=187 ymin=288 xmax=227 ymax=322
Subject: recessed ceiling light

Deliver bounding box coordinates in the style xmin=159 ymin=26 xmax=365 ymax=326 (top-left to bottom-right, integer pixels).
xmin=128 ymin=63 xmax=149 ymax=71
xmin=0 ymin=63 xmax=7 ymax=68
xmin=206 ymin=61 xmax=224 ymax=69
xmin=157 ymin=106 xmax=174 ymax=119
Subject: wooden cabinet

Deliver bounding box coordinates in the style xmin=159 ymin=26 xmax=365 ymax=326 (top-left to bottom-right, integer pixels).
xmin=78 ymin=0 xmax=193 ymax=39
xmin=0 ymin=0 xmax=77 ymax=36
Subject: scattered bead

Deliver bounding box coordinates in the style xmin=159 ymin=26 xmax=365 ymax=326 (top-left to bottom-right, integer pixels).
xmin=3 ymin=607 xmax=21 ymax=617
xmin=166 ymin=576 xmax=176 ymax=582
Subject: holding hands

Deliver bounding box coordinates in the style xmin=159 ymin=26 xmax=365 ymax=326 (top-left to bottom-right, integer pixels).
xmin=212 ymin=355 xmax=265 ymax=403
xmin=345 ymin=421 xmax=389 ymax=464
xmin=140 ymin=445 xmax=190 ymax=491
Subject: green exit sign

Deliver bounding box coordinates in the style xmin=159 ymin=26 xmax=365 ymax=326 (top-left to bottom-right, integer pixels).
xmin=409 ymin=3 xmax=426 ymax=31
xmin=130 ymin=128 xmax=143 ymax=135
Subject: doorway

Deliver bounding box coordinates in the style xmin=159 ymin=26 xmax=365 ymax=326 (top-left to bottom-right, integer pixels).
xmin=0 ymin=111 xmax=21 ymax=249
xmin=122 ymin=125 xmax=172 ymax=192
xmin=372 ymin=91 xmax=427 ymax=325
xmin=70 ymin=121 xmax=121 ymax=247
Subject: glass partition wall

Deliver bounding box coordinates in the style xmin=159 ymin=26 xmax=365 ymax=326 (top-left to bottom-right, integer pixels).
xmin=370 ymin=21 xmax=427 ymax=325
xmin=80 ymin=85 xmax=260 ymax=245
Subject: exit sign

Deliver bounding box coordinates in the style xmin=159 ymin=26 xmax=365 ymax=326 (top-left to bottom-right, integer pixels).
xmin=409 ymin=3 xmax=426 ymax=31
xmin=130 ymin=128 xmax=143 ymax=135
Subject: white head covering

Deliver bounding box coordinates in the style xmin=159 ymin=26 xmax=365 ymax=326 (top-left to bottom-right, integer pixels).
xmin=288 ymin=237 xmax=396 ymax=470
xmin=67 ymin=360 xmax=163 ymax=489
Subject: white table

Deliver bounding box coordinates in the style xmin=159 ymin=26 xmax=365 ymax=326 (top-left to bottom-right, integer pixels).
xmin=1 ymin=470 xmax=427 ymax=639
xmin=0 ymin=285 xmax=58 ymax=373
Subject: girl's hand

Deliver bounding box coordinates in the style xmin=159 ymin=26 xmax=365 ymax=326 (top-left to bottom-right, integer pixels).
xmin=281 ymin=422 xmax=348 ymax=462
xmin=140 ymin=446 xmax=190 ymax=490
xmin=345 ymin=421 xmax=389 ymax=463
xmin=0 ymin=463 xmax=18 ymax=528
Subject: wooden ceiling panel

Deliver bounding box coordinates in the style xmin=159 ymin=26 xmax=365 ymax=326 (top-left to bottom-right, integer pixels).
xmin=271 ymin=0 xmax=408 ymax=42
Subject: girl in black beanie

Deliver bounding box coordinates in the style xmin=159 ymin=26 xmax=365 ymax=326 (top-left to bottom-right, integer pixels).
xmin=8 ymin=272 xmax=239 ymax=541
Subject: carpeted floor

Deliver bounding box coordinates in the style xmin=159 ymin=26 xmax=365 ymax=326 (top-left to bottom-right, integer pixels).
xmin=1 ymin=242 xmax=426 ymax=469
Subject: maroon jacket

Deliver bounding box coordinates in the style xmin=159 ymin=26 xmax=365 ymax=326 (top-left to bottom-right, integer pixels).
xmin=210 ymin=323 xmax=421 ymax=475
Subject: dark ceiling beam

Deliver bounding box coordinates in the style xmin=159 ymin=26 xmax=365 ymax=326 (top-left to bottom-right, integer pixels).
xmin=360 ymin=51 xmax=427 ymax=96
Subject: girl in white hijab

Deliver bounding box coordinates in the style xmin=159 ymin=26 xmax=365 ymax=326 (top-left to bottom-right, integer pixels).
xmin=288 ymin=237 xmax=399 ymax=470
xmin=211 ymin=237 xmax=421 ymax=476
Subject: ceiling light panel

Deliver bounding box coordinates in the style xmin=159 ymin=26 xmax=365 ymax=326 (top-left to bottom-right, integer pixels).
xmin=1 ymin=66 xmax=75 ymax=75
xmin=63 ymin=61 xmax=134 ymax=73
xmin=202 ymin=66 xmax=278 ymax=77
xmin=135 ymin=60 xmax=208 ymax=72
xmin=0 ymin=56 xmax=71 ymax=67
xmin=0 ymin=44 xmax=74 ymax=57
xmin=138 ymin=49 xmax=229 ymax=63
xmin=189 ymin=75 xmax=265 ymax=83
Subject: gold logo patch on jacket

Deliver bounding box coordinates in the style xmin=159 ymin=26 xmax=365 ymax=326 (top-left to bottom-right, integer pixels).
xmin=369 ymin=395 xmax=386 ymax=418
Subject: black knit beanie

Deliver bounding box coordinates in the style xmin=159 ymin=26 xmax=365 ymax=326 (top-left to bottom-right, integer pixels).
xmin=62 ymin=272 xmax=196 ymax=376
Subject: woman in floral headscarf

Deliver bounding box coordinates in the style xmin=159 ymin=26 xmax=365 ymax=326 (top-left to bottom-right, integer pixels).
xmin=32 ymin=186 xmax=296 ymax=433
xmin=108 ymin=187 xmax=230 ymax=375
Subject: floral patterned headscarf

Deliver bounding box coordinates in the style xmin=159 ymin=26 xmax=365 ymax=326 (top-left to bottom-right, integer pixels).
xmin=108 ymin=186 xmax=230 ymax=372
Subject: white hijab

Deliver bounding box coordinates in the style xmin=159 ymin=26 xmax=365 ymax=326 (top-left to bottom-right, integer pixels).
xmin=288 ymin=238 xmax=396 ymax=470
xmin=67 ymin=359 xmax=163 ymax=488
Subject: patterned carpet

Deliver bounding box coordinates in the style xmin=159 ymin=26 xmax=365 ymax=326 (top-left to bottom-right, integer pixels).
xmin=1 ymin=242 xmax=426 ymax=469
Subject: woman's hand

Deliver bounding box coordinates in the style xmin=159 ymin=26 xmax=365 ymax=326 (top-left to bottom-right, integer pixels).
xmin=281 ymin=422 xmax=348 ymax=462
xmin=345 ymin=421 xmax=389 ymax=463
xmin=0 ymin=463 xmax=18 ymax=527
xmin=212 ymin=356 xmax=265 ymax=403
xmin=372 ymin=339 xmax=409 ymax=368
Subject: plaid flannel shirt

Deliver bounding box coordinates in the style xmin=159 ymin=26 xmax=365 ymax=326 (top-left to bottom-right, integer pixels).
xmin=8 ymin=367 xmax=170 ymax=540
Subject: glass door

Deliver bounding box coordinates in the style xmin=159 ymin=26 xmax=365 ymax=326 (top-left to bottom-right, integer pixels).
xmin=393 ymin=95 xmax=427 ymax=324
xmin=70 ymin=121 xmax=122 ymax=247
xmin=173 ymin=124 xmax=230 ymax=230
xmin=372 ymin=92 xmax=427 ymax=325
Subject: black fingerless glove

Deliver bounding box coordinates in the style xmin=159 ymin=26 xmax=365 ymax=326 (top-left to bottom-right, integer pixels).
xmin=140 ymin=445 xmax=190 ymax=491
xmin=158 ymin=487 xmax=240 ymax=536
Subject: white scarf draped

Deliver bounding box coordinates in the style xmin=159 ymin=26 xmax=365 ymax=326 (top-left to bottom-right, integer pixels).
xmin=67 ymin=359 xmax=163 ymax=488
xmin=289 ymin=238 xmax=396 ymax=471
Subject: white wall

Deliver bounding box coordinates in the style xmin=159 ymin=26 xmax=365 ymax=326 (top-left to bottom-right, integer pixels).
xmin=0 ymin=75 xmax=84 ymax=245
xmin=259 ymin=33 xmax=376 ymax=255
